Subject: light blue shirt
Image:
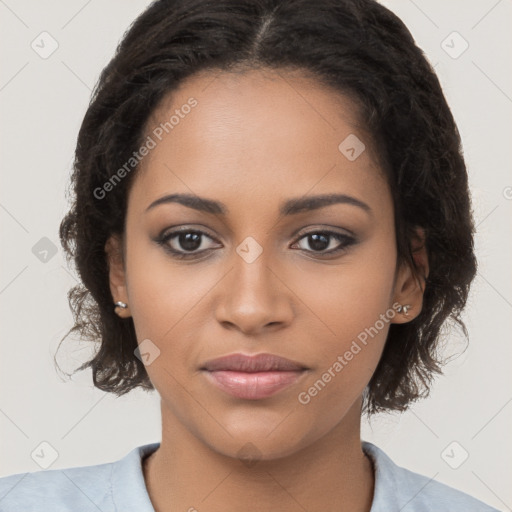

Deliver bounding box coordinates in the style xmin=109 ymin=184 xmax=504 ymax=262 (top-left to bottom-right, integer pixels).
xmin=0 ymin=441 xmax=499 ymax=511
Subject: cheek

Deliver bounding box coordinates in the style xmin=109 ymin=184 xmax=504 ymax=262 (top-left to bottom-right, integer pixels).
xmin=124 ymin=234 xmax=204 ymax=337
xmin=291 ymin=232 xmax=397 ymax=406
xmin=291 ymin=229 xmax=397 ymax=343
xmin=123 ymin=236 xmax=220 ymax=387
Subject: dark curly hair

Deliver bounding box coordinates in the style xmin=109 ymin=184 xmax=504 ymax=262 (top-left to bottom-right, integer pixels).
xmin=57 ymin=0 xmax=477 ymax=414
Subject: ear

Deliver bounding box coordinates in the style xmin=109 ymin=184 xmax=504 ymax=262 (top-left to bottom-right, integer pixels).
xmin=391 ymin=226 xmax=429 ymax=324
xmin=105 ymin=234 xmax=131 ymax=318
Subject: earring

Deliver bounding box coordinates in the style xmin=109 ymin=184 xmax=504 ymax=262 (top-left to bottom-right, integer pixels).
xmin=397 ymin=304 xmax=411 ymax=316
xmin=114 ymin=301 xmax=128 ymax=309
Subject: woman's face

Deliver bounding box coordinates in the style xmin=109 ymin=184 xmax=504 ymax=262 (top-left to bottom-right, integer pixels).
xmin=107 ymin=68 xmax=424 ymax=459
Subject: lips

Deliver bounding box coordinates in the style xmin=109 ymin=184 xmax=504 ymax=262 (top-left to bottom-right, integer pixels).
xmin=202 ymin=353 xmax=307 ymax=372
xmin=201 ymin=353 xmax=308 ymax=400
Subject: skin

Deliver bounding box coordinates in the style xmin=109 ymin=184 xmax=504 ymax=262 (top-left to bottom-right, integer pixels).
xmin=105 ymin=68 xmax=428 ymax=512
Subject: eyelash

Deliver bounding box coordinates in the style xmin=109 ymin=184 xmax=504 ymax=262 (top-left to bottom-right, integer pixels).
xmin=155 ymin=227 xmax=357 ymax=260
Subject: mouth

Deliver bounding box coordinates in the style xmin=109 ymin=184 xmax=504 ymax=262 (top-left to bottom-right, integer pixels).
xmin=200 ymin=353 xmax=309 ymax=400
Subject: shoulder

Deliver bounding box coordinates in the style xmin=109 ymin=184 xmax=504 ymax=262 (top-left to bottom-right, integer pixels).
xmin=0 ymin=442 xmax=159 ymax=512
xmin=363 ymin=442 xmax=500 ymax=512
xmin=0 ymin=459 xmax=115 ymax=512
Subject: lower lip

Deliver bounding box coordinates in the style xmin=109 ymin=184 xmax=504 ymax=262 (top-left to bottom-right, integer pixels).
xmin=204 ymin=370 xmax=306 ymax=400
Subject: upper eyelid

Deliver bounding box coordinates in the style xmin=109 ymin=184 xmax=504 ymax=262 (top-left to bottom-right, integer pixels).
xmin=292 ymin=224 xmax=356 ymax=239
xmin=160 ymin=226 xmax=219 ymax=242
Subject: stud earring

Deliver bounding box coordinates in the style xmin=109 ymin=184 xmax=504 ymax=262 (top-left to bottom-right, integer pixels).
xmin=397 ymin=304 xmax=411 ymax=316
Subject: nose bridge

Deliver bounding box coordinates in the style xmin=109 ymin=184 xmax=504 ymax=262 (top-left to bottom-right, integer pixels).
xmin=214 ymin=240 xmax=293 ymax=333
xmin=233 ymin=244 xmax=275 ymax=298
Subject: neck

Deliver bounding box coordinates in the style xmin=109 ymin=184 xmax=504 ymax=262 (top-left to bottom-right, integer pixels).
xmin=143 ymin=398 xmax=374 ymax=512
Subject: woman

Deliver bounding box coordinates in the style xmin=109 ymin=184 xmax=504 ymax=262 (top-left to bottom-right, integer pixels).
xmin=0 ymin=0 xmax=500 ymax=510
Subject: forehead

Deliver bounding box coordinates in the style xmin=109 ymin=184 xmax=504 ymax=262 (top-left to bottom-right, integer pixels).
xmin=130 ymin=68 xmax=389 ymax=219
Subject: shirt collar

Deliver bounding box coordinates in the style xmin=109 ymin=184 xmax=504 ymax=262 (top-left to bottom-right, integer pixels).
xmin=111 ymin=441 xmax=160 ymax=511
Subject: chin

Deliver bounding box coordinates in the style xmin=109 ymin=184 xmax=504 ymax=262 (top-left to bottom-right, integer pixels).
xmin=198 ymin=415 xmax=319 ymax=463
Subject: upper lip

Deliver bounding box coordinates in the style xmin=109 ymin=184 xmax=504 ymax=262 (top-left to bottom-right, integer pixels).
xmin=201 ymin=353 xmax=308 ymax=372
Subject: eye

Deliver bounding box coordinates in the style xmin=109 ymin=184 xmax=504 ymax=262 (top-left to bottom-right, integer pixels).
xmin=291 ymin=230 xmax=356 ymax=256
xmin=155 ymin=227 xmax=356 ymax=260
xmin=156 ymin=228 xmax=221 ymax=259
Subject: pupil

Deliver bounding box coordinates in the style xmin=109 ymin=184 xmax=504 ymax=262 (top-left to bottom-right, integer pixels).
xmin=180 ymin=232 xmax=201 ymax=251
xmin=309 ymin=233 xmax=329 ymax=251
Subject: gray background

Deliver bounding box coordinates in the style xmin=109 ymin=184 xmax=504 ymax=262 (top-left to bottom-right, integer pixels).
xmin=0 ymin=1 xmax=511 ymax=509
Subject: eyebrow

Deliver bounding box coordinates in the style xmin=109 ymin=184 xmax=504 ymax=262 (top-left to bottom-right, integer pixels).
xmin=145 ymin=192 xmax=372 ymax=216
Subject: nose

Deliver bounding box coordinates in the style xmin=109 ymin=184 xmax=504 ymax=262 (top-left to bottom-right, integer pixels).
xmin=214 ymin=254 xmax=294 ymax=336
